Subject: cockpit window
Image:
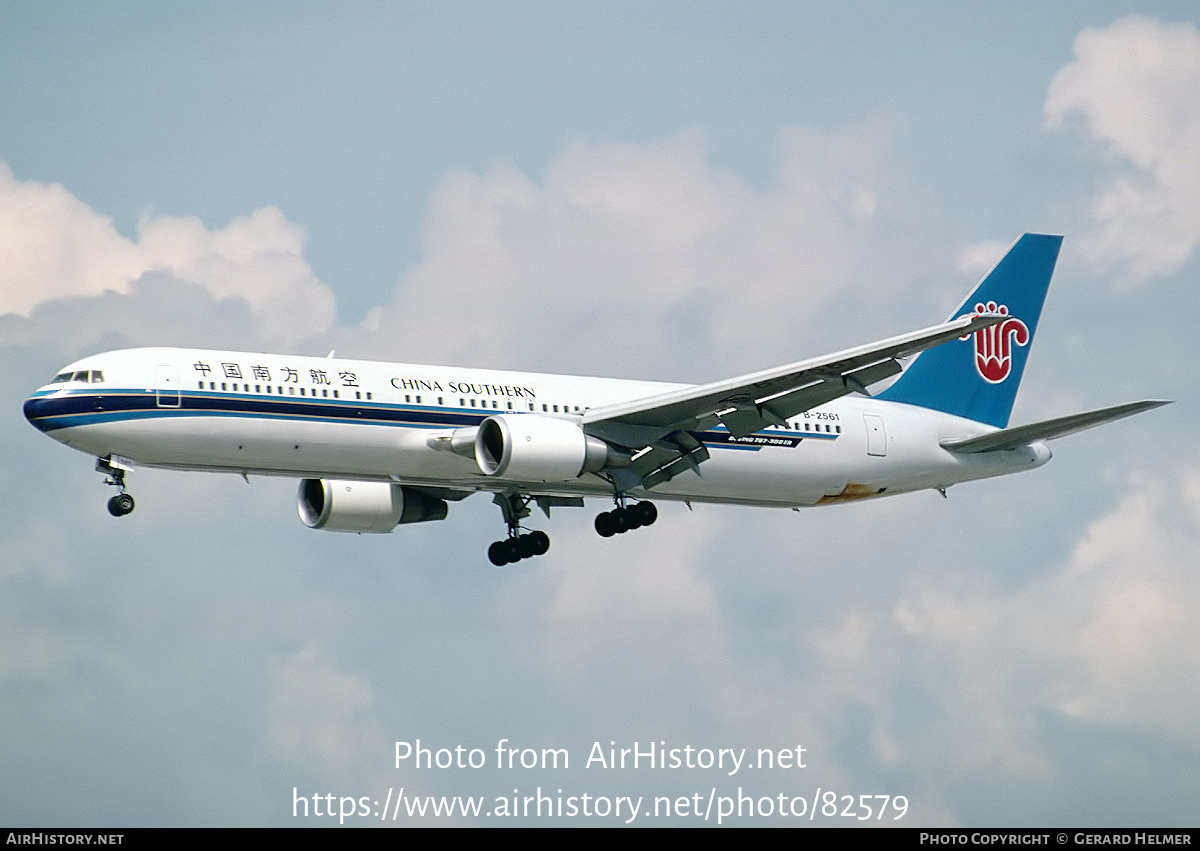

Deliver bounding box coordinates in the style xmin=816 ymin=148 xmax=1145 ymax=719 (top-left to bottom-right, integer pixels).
xmin=50 ymin=370 xmax=104 ymax=384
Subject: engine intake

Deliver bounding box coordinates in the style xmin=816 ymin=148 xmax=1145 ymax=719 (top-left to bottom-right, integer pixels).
xmin=475 ymin=414 xmax=615 ymax=481
xmin=298 ymin=479 xmax=448 ymax=533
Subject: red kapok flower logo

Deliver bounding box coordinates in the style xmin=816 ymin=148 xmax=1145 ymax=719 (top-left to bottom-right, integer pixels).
xmin=962 ymin=302 xmax=1029 ymax=383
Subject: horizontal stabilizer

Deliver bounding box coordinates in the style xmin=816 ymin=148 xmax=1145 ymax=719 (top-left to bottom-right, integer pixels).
xmin=941 ymin=400 xmax=1172 ymax=454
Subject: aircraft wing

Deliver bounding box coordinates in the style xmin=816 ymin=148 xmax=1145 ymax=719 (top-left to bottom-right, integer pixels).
xmin=582 ymin=313 xmax=1003 ymax=490
xmin=940 ymin=400 xmax=1172 ymax=454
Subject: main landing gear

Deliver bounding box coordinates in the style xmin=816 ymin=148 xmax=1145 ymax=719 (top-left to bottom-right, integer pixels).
xmin=487 ymin=530 xmax=550 ymax=567
xmin=594 ymin=499 xmax=657 ymax=537
xmin=96 ymin=456 xmax=135 ymax=517
xmin=486 ymin=493 xmax=658 ymax=564
xmin=488 ymin=493 xmax=551 ymax=567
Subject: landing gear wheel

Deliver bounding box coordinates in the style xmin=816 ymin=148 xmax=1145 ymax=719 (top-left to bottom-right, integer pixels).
xmin=595 ymin=511 xmax=617 ymax=537
xmin=107 ymin=493 xmax=135 ymax=517
xmin=634 ymin=501 xmax=657 ymax=526
xmin=488 ymin=493 xmax=551 ymax=565
xmin=595 ymin=501 xmax=656 ymax=538
xmin=488 ymin=540 xmax=510 ymax=567
xmin=488 ymin=530 xmax=552 ymax=566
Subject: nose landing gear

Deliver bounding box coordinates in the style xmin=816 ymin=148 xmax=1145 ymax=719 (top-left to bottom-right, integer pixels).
xmin=96 ymin=456 xmax=135 ymax=517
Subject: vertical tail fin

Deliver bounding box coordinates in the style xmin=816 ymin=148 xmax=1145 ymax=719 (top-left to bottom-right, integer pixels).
xmin=876 ymin=233 xmax=1063 ymax=428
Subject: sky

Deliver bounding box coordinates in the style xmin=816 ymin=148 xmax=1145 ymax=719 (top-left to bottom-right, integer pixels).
xmin=2 ymin=0 xmax=1198 ymax=827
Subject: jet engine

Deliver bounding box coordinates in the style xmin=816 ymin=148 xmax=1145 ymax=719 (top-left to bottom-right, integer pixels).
xmin=298 ymin=479 xmax=448 ymax=533
xmin=474 ymin=415 xmax=615 ymax=481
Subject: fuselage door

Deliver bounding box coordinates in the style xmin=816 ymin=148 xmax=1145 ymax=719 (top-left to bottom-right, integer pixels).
xmin=156 ymin=365 xmax=181 ymax=408
xmin=864 ymin=413 xmax=887 ymax=457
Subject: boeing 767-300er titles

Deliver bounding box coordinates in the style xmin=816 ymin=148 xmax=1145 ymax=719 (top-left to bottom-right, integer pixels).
xmin=24 ymin=234 xmax=1169 ymax=565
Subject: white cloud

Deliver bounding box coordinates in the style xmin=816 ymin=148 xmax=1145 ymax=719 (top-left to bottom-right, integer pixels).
xmin=0 ymin=162 xmax=335 ymax=346
xmin=356 ymin=113 xmax=916 ymax=379
xmin=0 ymin=163 xmax=143 ymax=309
xmin=265 ymin=642 xmax=381 ymax=775
xmin=541 ymin=512 xmax=722 ymax=650
xmin=1054 ymin=473 xmax=1200 ymax=738
xmin=809 ymin=466 xmax=1200 ymax=792
xmin=1044 ymin=16 xmax=1200 ymax=282
xmin=956 ymin=240 xmax=1010 ymax=277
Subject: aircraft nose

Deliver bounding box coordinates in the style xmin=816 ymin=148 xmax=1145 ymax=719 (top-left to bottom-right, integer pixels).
xmin=23 ymin=392 xmax=54 ymax=433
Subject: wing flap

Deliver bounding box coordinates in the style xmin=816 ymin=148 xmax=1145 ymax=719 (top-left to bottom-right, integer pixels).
xmin=941 ymin=400 xmax=1171 ymax=454
xmin=629 ymin=432 xmax=710 ymax=489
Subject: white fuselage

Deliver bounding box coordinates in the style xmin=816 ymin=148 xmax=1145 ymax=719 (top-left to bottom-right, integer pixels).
xmin=24 ymin=347 xmax=1050 ymax=509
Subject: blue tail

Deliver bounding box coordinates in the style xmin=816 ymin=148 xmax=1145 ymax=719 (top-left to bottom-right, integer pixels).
xmin=876 ymin=233 xmax=1063 ymax=428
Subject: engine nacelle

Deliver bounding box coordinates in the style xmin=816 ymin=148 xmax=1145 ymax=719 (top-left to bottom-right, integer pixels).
xmin=298 ymin=479 xmax=448 ymax=533
xmin=475 ymin=414 xmax=613 ymax=481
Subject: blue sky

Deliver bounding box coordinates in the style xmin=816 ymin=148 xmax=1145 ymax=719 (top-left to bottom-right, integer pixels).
xmin=2 ymin=1 xmax=1198 ymax=826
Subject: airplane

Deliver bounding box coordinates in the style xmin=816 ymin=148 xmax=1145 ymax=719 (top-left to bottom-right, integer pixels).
xmin=23 ymin=234 xmax=1168 ymax=565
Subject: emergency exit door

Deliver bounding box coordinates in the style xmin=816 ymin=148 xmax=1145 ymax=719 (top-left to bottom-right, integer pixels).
xmin=864 ymin=414 xmax=887 ymax=457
